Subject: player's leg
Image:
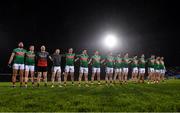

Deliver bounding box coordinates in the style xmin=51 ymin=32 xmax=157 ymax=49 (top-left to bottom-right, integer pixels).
xmin=162 ymin=70 xmax=165 ymax=82
xmin=97 ymin=68 xmax=101 ymax=84
xmin=51 ymin=67 xmax=56 ymax=87
xmin=37 ymin=68 xmax=42 ymax=87
xmin=24 ymin=65 xmax=29 ymax=87
xmin=64 ymin=66 xmax=69 ymax=86
xmin=56 ymin=67 xmax=62 ymax=87
xmin=147 ymin=68 xmax=151 ymax=84
xmin=124 ymin=68 xmax=128 ymax=84
xmin=109 ymin=68 xmax=113 ymax=84
xmin=12 ymin=64 xmax=18 ymax=87
xmin=113 ymin=69 xmax=118 ymax=83
xmin=142 ymin=68 xmax=145 ymax=83
xmin=105 ymin=67 xmax=109 ymax=85
xmin=30 ymin=66 xmax=35 ymax=87
xmin=19 ymin=64 xmax=25 ymax=87
xmin=70 ymin=66 xmax=74 ymax=85
xmin=43 ymin=71 xmax=48 ymax=86
xmin=118 ymin=69 xmax=122 ymax=84
xmin=91 ymin=68 xmax=96 ymax=84
xmin=131 ymin=68 xmax=135 ymax=82
xmin=78 ymin=67 xmax=83 ymax=86
xmin=84 ymin=68 xmax=89 ymax=87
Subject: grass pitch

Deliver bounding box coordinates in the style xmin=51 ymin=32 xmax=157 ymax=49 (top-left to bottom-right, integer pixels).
xmin=0 ymin=80 xmax=180 ymax=112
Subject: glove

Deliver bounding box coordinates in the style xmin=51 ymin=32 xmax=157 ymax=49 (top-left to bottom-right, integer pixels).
xmin=8 ymin=64 xmax=12 ymax=68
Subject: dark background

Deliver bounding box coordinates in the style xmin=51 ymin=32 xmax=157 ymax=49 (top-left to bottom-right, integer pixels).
xmin=0 ymin=0 xmax=179 ymax=73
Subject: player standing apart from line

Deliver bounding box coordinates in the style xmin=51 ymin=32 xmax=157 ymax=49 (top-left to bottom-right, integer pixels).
xmin=122 ymin=53 xmax=130 ymax=84
xmin=36 ymin=45 xmax=51 ymax=87
xmin=51 ymin=49 xmax=63 ymax=88
xmin=64 ymin=48 xmax=76 ymax=86
xmin=77 ymin=49 xmax=89 ymax=87
xmin=147 ymin=55 xmax=155 ymax=84
xmin=113 ymin=53 xmax=123 ymax=84
xmin=89 ymin=50 xmax=102 ymax=85
xmin=104 ymin=52 xmax=114 ymax=85
xmin=154 ymin=56 xmax=161 ymax=83
xmin=131 ymin=56 xmax=139 ymax=83
xmin=24 ymin=45 xmax=35 ymax=87
xmin=159 ymin=57 xmax=166 ymax=82
xmin=138 ymin=54 xmax=146 ymax=83
xmin=8 ymin=42 xmax=26 ymax=87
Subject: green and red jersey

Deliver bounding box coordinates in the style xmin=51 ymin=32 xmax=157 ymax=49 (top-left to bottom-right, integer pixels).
xmin=105 ymin=55 xmax=114 ymax=68
xmin=25 ymin=51 xmax=35 ymax=65
xmin=78 ymin=54 xmax=89 ymax=67
xmin=65 ymin=53 xmax=75 ymax=66
xmin=114 ymin=57 xmax=123 ymax=68
xmin=13 ymin=48 xmax=27 ymax=64
xmin=91 ymin=55 xmax=101 ymax=68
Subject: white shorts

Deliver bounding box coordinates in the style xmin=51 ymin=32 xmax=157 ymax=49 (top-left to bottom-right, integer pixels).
xmin=148 ymin=68 xmax=154 ymax=73
xmin=123 ymin=68 xmax=129 ymax=73
xmin=160 ymin=69 xmax=166 ymax=74
xmin=80 ymin=67 xmax=88 ymax=74
xmin=92 ymin=67 xmax=100 ymax=73
xmin=139 ymin=68 xmax=145 ymax=74
xmin=65 ymin=65 xmax=74 ymax=73
xmin=132 ymin=67 xmax=138 ymax=73
xmin=25 ymin=65 xmax=35 ymax=72
xmin=13 ymin=63 xmax=24 ymax=70
xmin=155 ymin=69 xmax=160 ymax=73
xmin=106 ymin=67 xmax=114 ymax=74
xmin=52 ymin=66 xmax=61 ymax=73
xmin=115 ymin=68 xmax=122 ymax=73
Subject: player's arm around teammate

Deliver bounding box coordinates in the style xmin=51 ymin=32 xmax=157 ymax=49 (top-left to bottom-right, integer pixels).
xmin=105 ymin=52 xmax=115 ymax=85
xmin=122 ymin=53 xmax=130 ymax=84
xmin=36 ymin=45 xmax=50 ymax=87
xmin=113 ymin=53 xmax=123 ymax=84
xmin=89 ymin=50 xmax=101 ymax=85
xmin=131 ymin=56 xmax=139 ymax=83
xmin=24 ymin=45 xmax=36 ymax=87
xmin=138 ymin=54 xmax=146 ymax=83
xmin=51 ymin=49 xmax=63 ymax=87
xmin=64 ymin=48 xmax=76 ymax=86
xmin=78 ymin=49 xmax=89 ymax=87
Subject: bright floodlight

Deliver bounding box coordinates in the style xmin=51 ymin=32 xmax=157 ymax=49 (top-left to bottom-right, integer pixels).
xmin=104 ymin=34 xmax=117 ymax=49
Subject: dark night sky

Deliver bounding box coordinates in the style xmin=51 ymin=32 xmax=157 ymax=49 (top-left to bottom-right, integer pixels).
xmin=0 ymin=0 xmax=179 ymax=72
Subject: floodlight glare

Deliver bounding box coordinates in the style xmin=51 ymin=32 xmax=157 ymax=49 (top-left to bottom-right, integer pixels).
xmin=104 ymin=34 xmax=117 ymax=49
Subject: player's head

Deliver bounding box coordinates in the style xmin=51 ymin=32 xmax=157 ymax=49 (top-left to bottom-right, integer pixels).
xmin=55 ymin=49 xmax=60 ymax=54
xmin=18 ymin=42 xmax=24 ymax=48
xmin=117 ymin=53 xmax=121 ymax=57
xmin=94 ymin=50 xmax=99 ymax=55
xmin=41 ymin=45 xmax=46 ymax=52
xmin=82 ymin=49 xmax=87 ymax=54
xmin=141 ymin=54 xmax=145 ymax=58
xmin=68 ymin=48 xmax=73 ymax=53
xmin=156 ymin=56 xmax=160 ymax=60
xmin=134 ymin=55 xmax=138 ymax=59
xmin=29 ymin=45 xmax=34 ymax=51
xmin=124 ymin=53 xmax=128 ymax=58
xmin=160 ymin=57 xmax=164 ymax=60
xmin=108 ymin=51 xmax=113 ymax=56
xmin=151 ymin=55 xmax=155 ymax=59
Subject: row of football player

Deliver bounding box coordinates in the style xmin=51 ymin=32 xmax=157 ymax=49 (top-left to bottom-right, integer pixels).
xmin=8 ymin=42 xmax=166 ymax=87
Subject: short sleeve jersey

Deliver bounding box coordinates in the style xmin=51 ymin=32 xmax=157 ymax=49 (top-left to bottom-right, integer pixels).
xmin=37 ymin=51 xmax=49 ymax=67
xmin=13 ymin=48 xmax=27 ymax=64
xmin=25 ymin=51 xmax=35 ymax=65
xmin=91 ymin=55 xmax=101 ymax=68
xmin=79 ymin=54 xmax=89 ymax=67
xmin=65 ymin=53 xmax=75 ymax=66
